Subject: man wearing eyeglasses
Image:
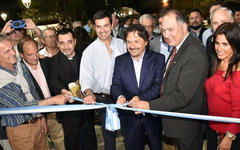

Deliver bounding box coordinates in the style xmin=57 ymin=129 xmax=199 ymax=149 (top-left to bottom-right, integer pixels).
xmin=39 ymin=28 xmax=59 ymax=58
xmin=139 ymin=14 xmax=160 ymax=41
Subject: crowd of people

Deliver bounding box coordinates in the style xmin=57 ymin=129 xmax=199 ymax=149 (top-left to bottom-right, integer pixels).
xmin=0 ymin=1 xmax=240 ymax=150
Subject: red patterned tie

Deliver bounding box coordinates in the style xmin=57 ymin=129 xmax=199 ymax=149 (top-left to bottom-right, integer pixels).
xmin=160 ymin=47 xmax=177 ymax=97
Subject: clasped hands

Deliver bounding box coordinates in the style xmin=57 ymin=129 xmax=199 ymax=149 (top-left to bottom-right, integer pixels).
xmin=117 ymin=96 xmax=150 ymax=114
xmin=81 ymin=92 xmax=150 ymax=114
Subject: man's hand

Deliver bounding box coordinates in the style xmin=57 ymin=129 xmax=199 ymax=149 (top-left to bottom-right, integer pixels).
xmin=24 ymin=19 xmax=37 ymax=30
xmin=61 ymin=89 xmax=73 ymax=96
xmin=83 ymin=93 xmax=96 ymax=104
xmin=40 ymin=116 xmax=48 ymax=135
xmin=129 ymin=97 xmax=150 ymax=114
xmin=116 ymin=96 xmax=126 ymax=104
xmin=55 ymin=94 xmax=74 ymax=104
xmin=1 ymin=20 xmax=14 ymax=35
xmin=39 ymin=93 xmax=74 ymax=106
xmin=218 ymin=135 xmax=233 ymax=150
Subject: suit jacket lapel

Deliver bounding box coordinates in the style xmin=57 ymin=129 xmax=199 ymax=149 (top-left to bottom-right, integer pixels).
xmin=139 ymin=51 xmax=149 ymax=88
xmin=127 ymin=53 xmax=139 ymax=90
xmin=164 ymin=34 xmax=191 ymax=77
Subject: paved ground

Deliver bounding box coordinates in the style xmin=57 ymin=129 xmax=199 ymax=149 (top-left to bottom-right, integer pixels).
xmin=49 ymin=125 xmax=207 ymax=150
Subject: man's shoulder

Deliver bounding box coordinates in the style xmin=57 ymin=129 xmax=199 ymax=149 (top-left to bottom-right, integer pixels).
xmin=115 ymin=52 xmax=129 ymax=62
xmin=150 ymin=36 xmax=161 ymax=43
xmin=112 ymin=37 xmax=126 ymax=47
xmin=149 ymin=36 xmax=161 ymax=50
xmin=146 ymin=50 xmax=165 ymax=61
xmin=202 ymin=28 xmax=212 ymax=37
xmin=83 ymin=40 xmax=99 ymax=52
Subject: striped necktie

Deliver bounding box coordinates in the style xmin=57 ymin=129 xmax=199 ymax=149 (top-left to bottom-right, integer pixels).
xmin=160 ymin=47 xmax=177 ymax=96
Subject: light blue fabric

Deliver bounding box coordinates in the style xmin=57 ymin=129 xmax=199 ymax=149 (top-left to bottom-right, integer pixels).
xmin=1 ymin=96 xmax=240 ymax=126
xmin=105 ymin=105 xmax=120 ymax=131
xmin=69 ymin=96 xmax=121 ymax=131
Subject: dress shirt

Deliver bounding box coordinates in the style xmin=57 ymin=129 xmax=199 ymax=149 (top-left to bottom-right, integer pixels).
xmin=0 ymin=62 xmax=40 ymax=127
xmin=80 ymin=37 xmax=127 ymax=94
xmin=39 ymin=47 xmax=53 ymax=58
xmin=202 ymin=27 xmax=213 ymax=47
xmin=24 ymin=60 xmax=51 ymax=99
xmin=131 ymin=52 xmax=145 ymax=87
xmin=160 ymin=35 xmax=172 ymax=62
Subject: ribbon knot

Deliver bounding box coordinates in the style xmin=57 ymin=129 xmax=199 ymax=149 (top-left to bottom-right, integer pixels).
xmin=105 ymin=104 xmax=121 ymax=131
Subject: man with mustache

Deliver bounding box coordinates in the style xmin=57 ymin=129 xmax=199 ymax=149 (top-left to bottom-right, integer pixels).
xmin=188 ymin=9 xmax=206 ymax=42
xmin=111 ymin=24 xmax=165 ymax=150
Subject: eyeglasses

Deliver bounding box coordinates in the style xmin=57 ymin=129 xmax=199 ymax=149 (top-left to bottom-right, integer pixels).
xmin=9 ymin=30 xmax=23 ymax=35
xmin=143 ymin=25 xmax=153 ymax=29
xmin=43 ymin=35 xmax=56 ymax=39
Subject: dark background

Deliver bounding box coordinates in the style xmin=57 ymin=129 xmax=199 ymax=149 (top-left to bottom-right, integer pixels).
xmin=0 ymin=0 xmax=239 ymax=27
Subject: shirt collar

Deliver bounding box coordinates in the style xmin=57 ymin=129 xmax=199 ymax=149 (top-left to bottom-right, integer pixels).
xmin=176 ymin=33 xmax=190 ymax=51
xmin=0 ymin=63 xmax=17 ymax=75
xmin=131 ymin=50 xmax=145 ymax=61
xmin=23 ymin=59 xmax=40 ymax=71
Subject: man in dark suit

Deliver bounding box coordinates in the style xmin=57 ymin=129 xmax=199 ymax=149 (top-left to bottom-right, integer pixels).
xmin=48 ymin=28 xmax=97 ymax=150
xmin=131 ymin=9 xmax=209 ymax=150
xmin=111 ymin=24 xmax=165 ymax=150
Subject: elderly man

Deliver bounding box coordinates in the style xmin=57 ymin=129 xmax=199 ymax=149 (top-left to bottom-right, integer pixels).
xmin=0 ymin=34 xmax=71 ymax=150
xmin=111 ymin=24 xmax=165 ymax=150
xmin=202 ymin=1 xmax=223 ymax=46
xmin=39 ymin=28 xmax=59 ymax=58
xmin=206 ymin=7 xmax=233 ymax=75
xmin=130 ymin=9 xmax=209 ymax=150
xmin=149 ymin=9 xmax=172 ymax=62
xmin=80 ymin=10 xmax=126 ymax=150
xmin=139 ymin=14 xmax=160 ymax=41
xmin=188 ymin=9 xmax=206 ymax=42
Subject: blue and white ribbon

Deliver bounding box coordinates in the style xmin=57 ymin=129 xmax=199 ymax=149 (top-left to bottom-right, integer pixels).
xmin=1 ymin=96 xmax=240 ymax=132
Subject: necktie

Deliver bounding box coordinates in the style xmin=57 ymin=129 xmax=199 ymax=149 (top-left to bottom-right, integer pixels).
xmin=165 ymin=47 xmax=177 ymax=75
xmin=160 ymin=47 xmax=177 ymax=96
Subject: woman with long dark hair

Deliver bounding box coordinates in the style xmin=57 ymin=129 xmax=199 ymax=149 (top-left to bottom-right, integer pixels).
xmin=205 ymin=22 xmax=240 ymax=150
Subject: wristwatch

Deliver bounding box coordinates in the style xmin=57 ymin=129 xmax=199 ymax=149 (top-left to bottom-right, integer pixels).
xmin=226 ymin=131 xmax=236 ymax=140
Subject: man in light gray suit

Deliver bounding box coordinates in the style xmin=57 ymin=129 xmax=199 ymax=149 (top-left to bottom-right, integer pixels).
xmin=131 ymin=9 xmax=208 ymax=150
xmin=149 ymin=9 xmax=172 ymax=62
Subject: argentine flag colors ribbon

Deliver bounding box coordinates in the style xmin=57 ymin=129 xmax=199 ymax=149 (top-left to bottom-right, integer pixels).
xmin=1 ymin=96 xmax=240 ymax=131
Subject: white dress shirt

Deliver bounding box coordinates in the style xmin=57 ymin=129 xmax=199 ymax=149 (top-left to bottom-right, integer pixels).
xmin=131 ymin=52 xmax=145 ymax=87
xmin=80 ymin=37 xmax=127 ymax=94
xmin=39 ymin=47 xmax=53 ymax=58
xmin=202 ymin=27 xmax=213 ymax=47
